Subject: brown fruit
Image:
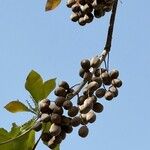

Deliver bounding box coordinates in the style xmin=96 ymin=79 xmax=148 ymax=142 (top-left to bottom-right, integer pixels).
xmin=49 ymin=123 xmax=61 ymax=136
xmin=62 ymin=125 xmax=73 ymax=134
xmin=54 ymin=87 xmax=67 ymax=97
xmin=87 ymin=81 xmax=99 ymax=92
xmin=53 ymin=135 xmax=62 ymax=144
xmin=84 ymin=13 xmax=94 ymax=23
xmin=78 ymin=125 xmax=89 ymax=138
xmin=93 ymin=102 xmax=103 ymax=113
xmin=53 ymin=105 xmax=64 ymax=115
xmin=104 ymin=91 xmax=114 ymax=100
xmin=94 ymin=68 xmax=101 ymax=77
xmin=101 ymin=72 xmax=111 ymax=85
xmin=59 ymin=81 xmax=70 ymax=90
xmin=112 ymin=79 xmax=122 ymax=88
xmin=66 ymin=0 xmax=76 ymax=8
xmin=68 ymin=106 xmax=79 ymax=117
xmin=86 ymin=111 xmax=96 ymax=123
xmin=79 ymin=68 xmax=85 ymax=78
xmin=94 ymin=9 xmax=105 ymax=18
xmin=81 ymin=4 xmax=93 ymax=14
xmin=41 ymin=132 xmax=52 ymax=142
xmin=71 ymin=116 xmax=82 ymax=127
xmin=78 ymin=17 xmax=86 ymax=26
xmin=95 ymin=88 xmax=106 ymax=98
xmin=92 ymin=76 xmax=102 ymax=87
xmin=109 ymin=86 xmax=118 ymax=97
xmin=32 ymin=121 xmax=42 ymax=132
xmin=55 ymin=96 xmax=66 ymax=107
xmin=51 ymin=113 xmax=61 ymax=124
xmin=77 ymin=95 xmax=87 ymax=105
xmin=61 ymin=116 xmax=71 ymax=126
xmin=59 ymin=130 xmax=66 ymax=140
xmin=38 ymin=99 xmax=51 ymax=113
xmin=83 ymin=71 xmax=92 ymax=81
xmin=79 ymin=0 xmax=86 ymax=5
xmin=81 ymin=59 xmax=91 ymax=71
xmin=109 ymin=69 xmax=119 ymax=79
xmin=41 ymin=113 xmax=51 ymax=123
xmin=48 ymin=137 xmax=57 ymax=149
xmin=90 ymin=56 xmax=100 ymax=68
xmin=71 ymin=3 xmax=81 ymax=13
xmin=70 ymin=13 xmax=79 ymax=22
xmin=63 ymin=100 xmax=73 ymax=110
xmin=79 ymin=104 xmax=92 ymax=114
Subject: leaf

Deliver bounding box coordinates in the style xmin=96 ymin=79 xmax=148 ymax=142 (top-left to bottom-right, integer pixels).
xmin=4 ymin=100 xmax=29 ymax=113
xmin=25 ymin=70 xmax=44 ymax=101
xmin=25 ymin=70 xmax=56 ymax=102
xmin=53 ymin=144 xmax=60 ymax=150
xmin=0 ymin=119 xmax=35 ymax=150
xmin=43 ymin=78 xmax=56 ymax=98
xmin=45 ymin=0 xmax=61 ymax=11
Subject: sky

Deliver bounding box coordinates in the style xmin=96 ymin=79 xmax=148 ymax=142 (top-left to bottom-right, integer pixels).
xmin=0 ymin=0 xmax=150 ymax=150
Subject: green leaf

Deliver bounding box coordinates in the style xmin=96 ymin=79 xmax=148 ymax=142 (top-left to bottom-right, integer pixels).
xmin=43 ymin=78 xmax=56 ymax=98
xmin=4 ymin=100 xmax=29 ymax=113
xmin=25 ymin=70 xmax=56 ymax=102
xmin=25 ymin=70 xmax=44 ymax=102
xmin=0 ymin=119 xmax=35 ymax=150
xmin=53 ymin=144 xmax=60 ymax=150
xmin=45 ymin=0 xmax=61 ymax=11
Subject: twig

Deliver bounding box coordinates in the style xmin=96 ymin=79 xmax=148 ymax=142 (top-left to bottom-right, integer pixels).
xmin=104 ymin=0 xmax=118 ymax=52
xmin=32 ymin=133 xmax=42 ymax=150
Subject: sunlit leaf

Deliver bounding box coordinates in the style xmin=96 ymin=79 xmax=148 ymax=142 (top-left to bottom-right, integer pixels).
xmin=45 ymin=0 xmax=61 ymax=11
xmin=25 ymin=70 xmax=56 ymax=102
xmin=44 ymin=78 xmax=56 ymax=98
xmin=25 ymin=70 xmax=44 ymax=102
xmin=0 ymin=119 xmax=35 ymax=150
xmin=4 ymin=100 xmax=29 ymax=113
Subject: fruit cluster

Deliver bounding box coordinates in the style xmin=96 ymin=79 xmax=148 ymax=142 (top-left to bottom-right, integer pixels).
xmin=32 ymin=56 xmax=122 ymax=149
xmin=67 ymin=0 xmax=115 ymax=26
xmin=79 ymin=57 xmax=122 ymax=101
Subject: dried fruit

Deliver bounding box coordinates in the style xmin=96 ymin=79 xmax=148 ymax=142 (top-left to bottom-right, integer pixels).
xmin=78 ymin=125 xmax=89 ymax=138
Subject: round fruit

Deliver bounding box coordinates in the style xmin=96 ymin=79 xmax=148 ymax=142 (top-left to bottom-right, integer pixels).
xmin=112 ymin=79 xmax=122 ymax=88
xmin=62 ymin=125 xmax=73 ymax=134
xmin=81 ymin=59 xmax=91 ymax=70
xmin=54 ymin=87 xmax=67 ymax=97
xmin=51 ymin=113 xmax=61 ymax=124
xmin=78 ymin=125 xmax=89 ymax=138
xmin=95 ymin=88 xmax=106 ymax=98
xmin=41 ymin=132 xmax=52 ymax=142
xmin=83 ymin=71 xmax=92 ymax=81
xmin=108 ymin=86 xmax=118 ymax=97
xmin=90 ymin=56 xmax=100 ymax=68
xmin=38 ymin=99 xmax=51 ymax=113
xmin=61 ymin=116 xmax=71 ymax=126
xmin=104 ymin=91 xmax=114 ymax=100
xmin=93 ymin=102 xmax=104 ymax=113
xmin=68 ymin=106 xmax=79 ymax=117
xmin=109 ymin=69 xmax=119 ymax=79
xmin=78 ymin=17 xmax=86 ymax=26
xmin=32 ymin=121 xmax=42 ymax=132
xmin=71 ymin=116 xmax=82 ymax=127
xmin=59 ymin=81 xmax=70 ymax=90
xmin=49 ymin=123 xmax=61 ymax=136
xmin=86 ymin=111 xmax=96 ymax=123
xmin=41 ymin=113 xmax=51 ymax=123
xmin=55 ymin=96 xmax=66 ymax=107
xmin=92 ymin=76 xmax=102 ymax=87
xmin=63 ymin=100 xmax=73 ymax=110
xmin=66 ymin=0 xmax=76 ymax=8
xmin=77 ymin=95 xmax=87 ymax=105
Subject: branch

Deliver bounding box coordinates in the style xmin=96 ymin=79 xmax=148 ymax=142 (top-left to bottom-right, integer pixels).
xmin=104 ymin=0 xmax=118 ymax=52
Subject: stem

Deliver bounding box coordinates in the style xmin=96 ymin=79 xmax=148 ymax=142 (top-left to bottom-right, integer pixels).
xmin=104 ymin=0 xmax=118 ymax=52
xmin=32 ymin=133 xmax=42 ymax=150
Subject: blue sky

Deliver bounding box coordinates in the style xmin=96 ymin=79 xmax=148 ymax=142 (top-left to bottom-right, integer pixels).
xmin=0 ymin=0 xmax=150 ymax=150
